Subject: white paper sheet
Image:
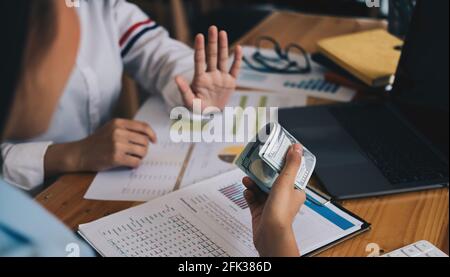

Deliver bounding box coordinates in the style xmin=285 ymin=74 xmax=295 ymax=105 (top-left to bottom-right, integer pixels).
xmin=236 ymin=46 xmax=356 ymax=102
xmin=85 ymin=90 xmax=306 ymax=201
xmin=84 ymin=97 xmax=192 ymax=202
xmin=79 ymin=170 xmax=366 ymax=257
xmin=180 ymin=91 xmax=307 ymax=188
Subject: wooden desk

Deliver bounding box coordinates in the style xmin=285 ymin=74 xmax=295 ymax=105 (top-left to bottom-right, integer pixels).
xmin=36 ymin=12 xmax=449 ymax=257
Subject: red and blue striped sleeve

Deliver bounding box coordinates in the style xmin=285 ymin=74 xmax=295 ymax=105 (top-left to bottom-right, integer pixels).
xmin=112 ymin=0 xmax=194 ymax=108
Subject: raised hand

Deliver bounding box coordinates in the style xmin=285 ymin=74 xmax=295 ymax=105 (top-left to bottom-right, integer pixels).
xmin=175 ymin=26 xmax=243 ymax=111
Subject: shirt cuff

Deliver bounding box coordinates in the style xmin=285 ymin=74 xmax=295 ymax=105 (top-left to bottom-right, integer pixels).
xmin=161 ymin=69 xmax=195 ymax=113
xmin=1 ymin=142 xmax=53 ymax=191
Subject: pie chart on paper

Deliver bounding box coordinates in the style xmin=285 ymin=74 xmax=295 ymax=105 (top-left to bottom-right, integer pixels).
xmin=218 ymin=145 xmax=245 ymax=164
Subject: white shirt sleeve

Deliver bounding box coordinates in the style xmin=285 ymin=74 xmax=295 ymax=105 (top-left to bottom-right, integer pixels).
xmin=112 ymin=0 xmax=195 ymax=111
xmin=1 ymin=142 xmax=53 ymax=191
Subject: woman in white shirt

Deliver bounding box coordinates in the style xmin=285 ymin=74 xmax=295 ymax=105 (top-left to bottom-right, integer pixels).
xmin=1 ymin=0 xmax=93 ymax=256
xmin=1 ymin=0 xmax=243 ymax=190
xmin=0 ymin=0 xmax=305 ymax=257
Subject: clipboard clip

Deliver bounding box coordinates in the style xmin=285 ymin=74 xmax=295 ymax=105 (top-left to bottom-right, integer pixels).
xmin=306 ymin=194 xmax=332 ymax=207
xmin=305 ymin=186 xmax=333 ymax=207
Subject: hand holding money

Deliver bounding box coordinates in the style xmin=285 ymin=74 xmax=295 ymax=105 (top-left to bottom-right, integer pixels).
xmin=236 ymin=123 xmax=317 ymax=193
xmin=242 ymin=144 xmax=307 ymax=257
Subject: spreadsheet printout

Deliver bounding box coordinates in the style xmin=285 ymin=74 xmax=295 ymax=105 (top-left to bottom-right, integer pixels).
xmin=79 ymin=170 xmax=366 ymax=257
xmin=84 ymin=97 xmax=191 ymax=201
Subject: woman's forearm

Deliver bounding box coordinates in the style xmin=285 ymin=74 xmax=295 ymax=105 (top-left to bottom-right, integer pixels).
xmin=44 ymin=142 xmax=83 ymax=178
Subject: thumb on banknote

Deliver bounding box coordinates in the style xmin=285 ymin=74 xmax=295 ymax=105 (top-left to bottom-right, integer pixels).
xmin=272 ymin=144 xmax=303 ymax=193
xmin=260 ymin=144 xmax=306 ymax=243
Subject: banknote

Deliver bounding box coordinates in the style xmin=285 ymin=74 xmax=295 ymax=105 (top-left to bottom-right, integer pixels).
xmin=236 ymin=123 xmax=316 ymax=193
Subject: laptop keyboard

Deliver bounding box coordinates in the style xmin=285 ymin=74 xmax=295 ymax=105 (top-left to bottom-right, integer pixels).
xmin=330 ymin=104 xmax=449 ymax=185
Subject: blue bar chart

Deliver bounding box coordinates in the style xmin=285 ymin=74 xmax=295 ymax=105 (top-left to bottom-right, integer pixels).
xmin=284 ymin=79 xmax=340 ymax=93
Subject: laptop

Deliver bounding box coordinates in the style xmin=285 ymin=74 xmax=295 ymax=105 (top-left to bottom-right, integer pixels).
xmin=279 ymin=0 xmax=449 ymax=200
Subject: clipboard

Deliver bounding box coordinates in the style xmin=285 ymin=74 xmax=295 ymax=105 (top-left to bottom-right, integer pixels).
xmin=302 ymin=185 xmax=371 ymax=257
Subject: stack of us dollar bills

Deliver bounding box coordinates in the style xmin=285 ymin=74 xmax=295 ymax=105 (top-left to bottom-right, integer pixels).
xmin=235 ymin=123 xmax=317 ymax=193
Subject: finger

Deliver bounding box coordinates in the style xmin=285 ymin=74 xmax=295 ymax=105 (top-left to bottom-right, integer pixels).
xmin=243 ymin=189 xmax=256 ymax=205
xmin=230 ymin=45 xmax=243 ymax=78
xmin=272 ymin=144 xmax=303 ymax=193
xmin=244 ymin=189 xmax=258 ymax=210
xmin=113 ymin=128 xmax=148 ymax=147
xmin=121 ymin=142 xmax=148 ymax=159
xmin=242 ymin=176 xmax=256 ymax=189
xmin=194 ymin=34 xmax=206 ymax=76
xmin=115 ymin=119 xmax=157 ymax=143
xmin=244 ymin=190 xmax=264 ymax=220
xmin=175 ymin=76 xmax=195 ymax=109
xmin=294 ymin=190 xmax=307 ymax=205
xmin=114 ymin=153 xmax=142 ymax=169
xmin=124 ymin=130 xmax=150 ymax=147
xmin=218 ymin=30 xmax=229 ymax=72
xmin=243 ymin=177 xmax=267 ymax=202
xmin=207 ymin=26 xmax=219 ymax=72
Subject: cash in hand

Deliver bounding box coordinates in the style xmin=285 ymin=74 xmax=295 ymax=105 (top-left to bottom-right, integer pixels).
xmin=235 ymin=122 xmax=317 ymax=193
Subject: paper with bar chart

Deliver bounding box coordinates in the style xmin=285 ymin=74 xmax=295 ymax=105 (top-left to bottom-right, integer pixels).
xmin=236 ymin=46 xmax=356 ymax=102
xmin=85 ymin=90 xmax=306 ymax=201
xmin=79 ymin=170 xmax=368 ymax=257
xmin=179 ymin=91 xmax=307 ymax=188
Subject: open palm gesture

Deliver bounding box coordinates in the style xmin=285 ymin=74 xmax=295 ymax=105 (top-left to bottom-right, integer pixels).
xmin=175 ymin=26 xmax=243 ymax=111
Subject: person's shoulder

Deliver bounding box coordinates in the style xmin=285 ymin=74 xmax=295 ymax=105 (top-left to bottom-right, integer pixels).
xmin=80 ymin=0 xmax=128 ymax=17
xmin=0 ymin=178 xmax=95 ymax=257
xmin=0 ymin=178 xmax=26 ymax=206
xmin=79 ymin=0 xmax=116 ymax=12
xmin=77 ymin=0 xmax=116 ymax=27
xmin=97 ymin=0 xmax=123 ymax=9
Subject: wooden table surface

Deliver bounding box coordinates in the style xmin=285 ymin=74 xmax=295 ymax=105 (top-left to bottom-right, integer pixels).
xmin=36 ymin=11 xmax=449 ymax=257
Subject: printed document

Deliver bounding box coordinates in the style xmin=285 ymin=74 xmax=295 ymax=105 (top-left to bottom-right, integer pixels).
xmin=79 ymin=170 xmax=366 ymax=257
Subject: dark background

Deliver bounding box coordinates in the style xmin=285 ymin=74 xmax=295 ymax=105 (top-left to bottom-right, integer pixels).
xmin=129 ymin=0 xmax=391 ymax=45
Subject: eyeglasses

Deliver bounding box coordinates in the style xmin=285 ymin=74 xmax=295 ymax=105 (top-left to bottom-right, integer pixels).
xmin=243 ymin=36 xmax=312 ymax=74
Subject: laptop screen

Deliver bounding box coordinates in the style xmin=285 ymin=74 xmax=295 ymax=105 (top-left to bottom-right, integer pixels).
xmin=392 ymin=0 xmax=449 ymax=159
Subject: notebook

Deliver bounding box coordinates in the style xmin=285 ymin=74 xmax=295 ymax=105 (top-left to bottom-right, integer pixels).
xmin=79 ymin=170 xmax=370 ymax=257
xmin=317 ymin=29 xmax=403 ymax=87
